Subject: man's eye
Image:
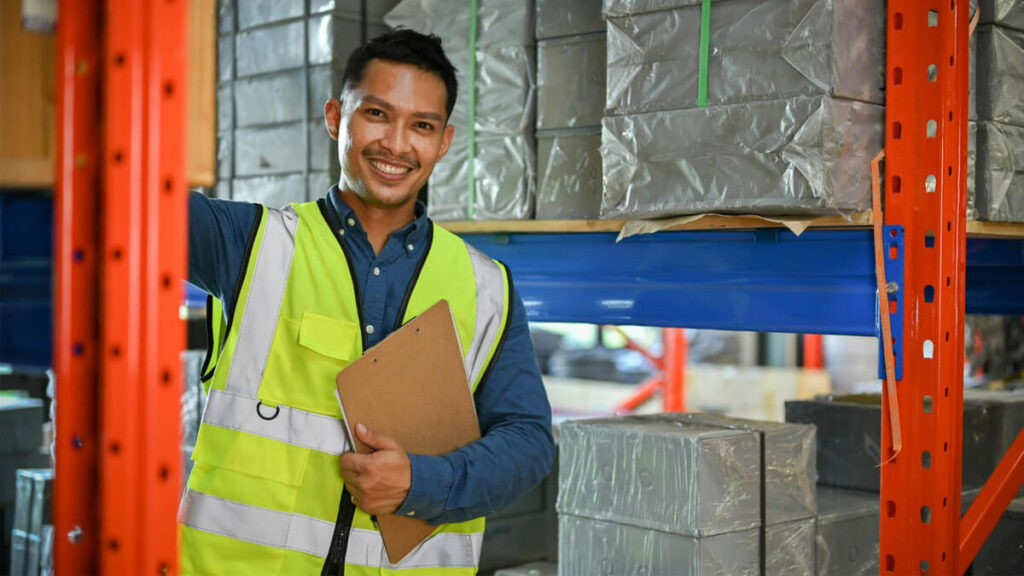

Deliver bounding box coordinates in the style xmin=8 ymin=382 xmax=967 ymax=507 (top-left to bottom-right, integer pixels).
xmin=367 ymin=109 xmax=384 ymax=117
xmin=416 ymin=122 xmax=433 ymax=131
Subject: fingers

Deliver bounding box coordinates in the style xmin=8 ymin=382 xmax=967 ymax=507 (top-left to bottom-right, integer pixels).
xmin=356 ymin=423 xmax=399 ymax=452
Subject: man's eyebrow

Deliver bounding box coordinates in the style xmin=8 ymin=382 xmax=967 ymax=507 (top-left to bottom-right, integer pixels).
xmin=362 ymin=95 xmax=443 ymax=123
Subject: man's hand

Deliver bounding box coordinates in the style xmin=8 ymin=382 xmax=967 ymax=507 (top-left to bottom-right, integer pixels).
xmin=340 ymin=423 xmax=412 ymax=515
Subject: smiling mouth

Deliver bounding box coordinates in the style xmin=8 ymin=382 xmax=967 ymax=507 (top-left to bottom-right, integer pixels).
xmin=367 ymin=158 xmax=414 ymax=177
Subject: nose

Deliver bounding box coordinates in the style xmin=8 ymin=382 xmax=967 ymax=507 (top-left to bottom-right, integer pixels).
xmin=379 ymin=122 xmax=411 ymax=156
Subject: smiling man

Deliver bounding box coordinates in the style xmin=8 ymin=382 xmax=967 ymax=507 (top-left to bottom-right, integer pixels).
xmin=181 ymin=30 xmax=554 ymax=575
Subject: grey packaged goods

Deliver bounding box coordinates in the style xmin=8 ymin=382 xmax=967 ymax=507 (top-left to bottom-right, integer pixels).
xmin=557 ymin=417 xmax=761 ymax=536
xmin=535 ymin=0 xmax=603 ymax=39
xmin=0 ymin=397 xmax=43 ymax=455
xmin=558 ymin=514 xmax=761 ymax=576
xmin=978 ymin=0 xmax=1024 ymax=30
xmin=605 ymin=0 xmax=885 ymax=116
xmin=650 ymin=413 xmax=817 ymax=524
xmin=601 ymin=96 xmax=883 ymax=218
xmin=785 ymin=391 xmax=1024 ymax=492
xmin=972 ymin=497 xmax=1024 ymax=575
xmin=765 ymin=518 xmax=816 ymax=576
xmin=974 ymin=121 xmax=1024 ymax=223
xmin=975 ymin=26 xmax=1024 ymax=127
xmin=536 ymin=129 xmax=602 ymax=219
xmin=494 ymin=562 xmax=557 ymax=576
xmin=385 ymin=0 xmax=536 ymax=221
xmin=39 ymin=525 xmax=54 ymax=576
xmin=537 ymin=33 xmax=606 ymax=130
xmin=10 ymin=468 xmax=52 ymax=576
xmin=815 ymin=486 xmax=880 ymax=576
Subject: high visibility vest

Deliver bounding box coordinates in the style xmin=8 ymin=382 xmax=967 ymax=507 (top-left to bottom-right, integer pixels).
xmin=179 ymin=199 xmax=512 ymax=575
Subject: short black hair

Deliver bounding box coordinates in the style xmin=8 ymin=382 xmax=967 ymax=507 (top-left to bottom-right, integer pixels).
xmin=341 ymin=29 xmax=459 ymax=122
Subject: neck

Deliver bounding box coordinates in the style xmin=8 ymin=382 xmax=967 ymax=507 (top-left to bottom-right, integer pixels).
xmin=338 ymin=190 xmax=417 ymax=255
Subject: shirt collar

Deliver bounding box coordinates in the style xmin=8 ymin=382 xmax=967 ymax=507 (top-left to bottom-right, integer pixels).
xmin=324 ymin=185 xmax=429 ymax=258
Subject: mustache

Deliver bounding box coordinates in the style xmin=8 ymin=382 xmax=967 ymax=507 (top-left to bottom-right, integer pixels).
xmin=363 ymin=148 xmax=419 ymax=170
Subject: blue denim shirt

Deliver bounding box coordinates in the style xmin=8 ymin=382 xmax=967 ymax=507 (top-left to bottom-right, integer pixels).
xmin=188 ymin=188 xmax=554 ymax=524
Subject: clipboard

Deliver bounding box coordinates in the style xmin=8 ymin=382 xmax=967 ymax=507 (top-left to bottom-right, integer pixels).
xmin=335 ymin=300 xmax=481 ymax=564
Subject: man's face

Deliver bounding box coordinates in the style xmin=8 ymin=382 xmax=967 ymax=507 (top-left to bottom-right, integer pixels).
xmin=324 ymin=59 xmax=454 ymax=208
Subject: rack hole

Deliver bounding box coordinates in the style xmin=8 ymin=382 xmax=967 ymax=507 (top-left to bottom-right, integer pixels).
xmin=921 ymin=506 xmax=931 ymax=524
xmin=109 ymin=539 xmax=120 ymax=551
xmin=887 ymin=500 xmax=896 ymax=518
xmin=111 ymin=345 xmax=122 ymax=357
xmin=163 ymin=81 xmax=175 ymax=97
xmin=889 ymin=243 xmax=898 ymax=259
xmin=112 ymin=248 xmax=123 ymax=260
xmin=945 ymin=331 xmax=950 ymax=342
xmin=943 ymin=497 xmax=948 ymax=508
xmin=885 ymin=555 xmax=895 ymax=572
xmin=926 ymin=119 xmax=937 ymax=137
xmin=110 ymin=441 xmax=121 ymax=454
xmin=923 ymin=395 xmax=933 ymax=413
xmin=890 ymin=228 xmax=898 ymax=238
xmin=942 ymin=552 xmax=946 ymax=562
xmin=73 ymin=343 xmax=85 ymax=356
xmin=944 ymin=387 xmax=949 ymax=397
xmin=924 ymin=285 xmax=935 ymax=303
xmin=892 ymin=122 xmax=903 ymax=139
xmin=74 ymin=249 xmax=85 ymax=262
xmin=921 ymin=560 xmax=930 ymax=573
xmin=162 ymin=274 xmax=172 ymax=289
xmin=159 ymin=465 xmax=170 ymax=481
xmin=893 ymin=67 xmax=903 ymax=86
xmin=113 ymin=150 xmax=124 ymax=164
xmin=927 ymin=64 xmax=938 ymax=82
xmin=928 ymin=9 xmax=939 ymax=26
xmin=949 ymin=111 xmax=953 ymax=121
xmin=925 ymin=231 xmax=935 ymax=248
xmin=922 ymin=451 xmax=931 ymax=468
xmin=164 ymin=178 xmax=174 ymax=193
xmin=944 ymin=441 xmax=948 ymax=452
xmin=892 ymin=175 xmax=902 ymax=193
xmin=947 ymin=221 xmax=952 ymax=231
xmin=114 ymin=53 xmax=125 ymax=66
xmin=948 ymin=165 xmax=953 ymax=177
xmin=923 ymin=340 xmax=934 ymax=359
xmin=946 ymin=276 xmax=951 ymax=286
xmin=162 ymin=370 xmax=172 ymax=385
xmin=950 ymin=55 xmax=954 ymax=66
xmin=894 ymin=12 xmax=903 ymax=30
xmin=925 ymin=175 xmax=937 ymax=193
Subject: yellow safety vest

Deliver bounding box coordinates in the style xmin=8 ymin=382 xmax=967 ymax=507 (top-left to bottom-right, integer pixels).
xmin=179 ymin=199 xmax=512 ymax=575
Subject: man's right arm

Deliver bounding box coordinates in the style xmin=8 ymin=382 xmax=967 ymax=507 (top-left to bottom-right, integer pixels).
xmin=188 ymin=191 xmax=261 ymax=317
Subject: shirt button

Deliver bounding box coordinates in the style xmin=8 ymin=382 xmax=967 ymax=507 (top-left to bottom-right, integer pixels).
xmin=347 ymin=218 xmax=356 ymax=227
xmin=337 ymin=229 xmax=345 ymax=237
xmin=373 ymin=267 xmax=381 ymax=276
xmin=365 ymin=325 xmax=374 ymax=335
xmin=407 ymin=511 xmax=416 ymax=517
xmin=407 ymin=244 xmax=414 ymax=251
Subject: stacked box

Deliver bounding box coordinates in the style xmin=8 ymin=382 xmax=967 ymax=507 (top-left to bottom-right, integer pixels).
xmin=216 ymin=0 xmax=398 ymax=204
xmin=39 ymin=525 xmax=53 ymax=576
xmin=557 ymin=417 xmax=766 ymax=575
xmin=785 ymin=391 xmax=1024 ymax=492
xmin=815 ymin=486 xmax=880 ymax=576
xmin=1 ymin=397 xmax=48 ymax=507
xmin=600 ymin=0 xmax=886 ymax=219
xmin=385 ymin=0 xmax=536 ymax=221
xmin=9 ymin=469 xmax=52 ymax=576
xmin=968 ymin=12 xmax=1024 ymax=221
xmin=535 ymin=0 xmax=605 ymax=219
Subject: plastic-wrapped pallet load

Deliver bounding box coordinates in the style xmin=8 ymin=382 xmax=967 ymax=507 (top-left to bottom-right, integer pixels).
xmin=815 ymin=486 xmax=880 ymax=576
xmin=385 ymin=0 xmax=536 ymax=221
xmin=535 ymin=0 xmax=603 ymax=39
xmin=557 ymin=418 xmax=761 ymax=536
xmin=978 ymin=0 xmax=1024 ymax=31
xmin=9 ymin=468 xmax=52 ymax=576
xmin=600 ymin=0 xmax=886 ymax=219
xmin=602 ymin=96 xmax=884 ymax=218
xmin=651 ymin=413 xmax=817 ymax=524
xmin=0 ymin=397 xmax=48 ymax=507
xmin=494 ymin=561 xmax=557 ymax=576
xmin=975 ymin=26 xmax=1024 ymax=127
xmin=604 ymin=0 xmax=885 ymax=115
xmin=217 ymin=0 xmax=398 ymax=204
xmin=536 ymin=24 xmax=606 ymax=219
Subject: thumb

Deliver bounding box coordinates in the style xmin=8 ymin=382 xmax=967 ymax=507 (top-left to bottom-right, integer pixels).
xmin=356 ymin=423 xmax=398 ymax=451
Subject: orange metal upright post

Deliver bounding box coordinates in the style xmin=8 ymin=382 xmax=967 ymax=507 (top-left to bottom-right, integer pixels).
xmin=663 ymin=328 xmax=687 ymax=412
xmin=54 ymin=1 xmax=102 ymax=573
xmin=880 ymin=1 xmax=970 ymax=574
xmin=54 ymin=0 xmax=188 ymax=573
xmin=802 ymin=334 xmax=824 ymax=369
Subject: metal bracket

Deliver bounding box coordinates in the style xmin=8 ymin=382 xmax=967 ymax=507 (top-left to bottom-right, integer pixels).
xmin=878 ymin=225 xmax=904 ymax=381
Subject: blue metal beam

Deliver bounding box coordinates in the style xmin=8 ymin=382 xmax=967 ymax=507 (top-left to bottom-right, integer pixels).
xmin=461 ymin=229 xmax=1024 ymax=335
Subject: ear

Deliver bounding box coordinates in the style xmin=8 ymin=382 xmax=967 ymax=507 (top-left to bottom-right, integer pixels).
xmin=324 ymin=98 xmax=342 ymax=141
xmin=436 ymin=124 xmax=455 ymax=162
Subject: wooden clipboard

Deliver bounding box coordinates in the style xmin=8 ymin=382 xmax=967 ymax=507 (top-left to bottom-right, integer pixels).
xmin=334 ymin=300 xmax=480 ymax=564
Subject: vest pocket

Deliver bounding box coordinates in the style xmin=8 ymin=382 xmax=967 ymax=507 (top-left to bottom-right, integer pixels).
xmin=260 ymin=312 xmax=361 ymax=416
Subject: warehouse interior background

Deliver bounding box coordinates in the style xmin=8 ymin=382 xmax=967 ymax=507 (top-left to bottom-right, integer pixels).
xmin=1 ymin=0 xmax=1023 ymax=575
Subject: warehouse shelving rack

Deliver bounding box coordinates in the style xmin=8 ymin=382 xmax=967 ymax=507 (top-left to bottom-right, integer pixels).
xmin=51 ymin=0 xmax=1022 ymax=574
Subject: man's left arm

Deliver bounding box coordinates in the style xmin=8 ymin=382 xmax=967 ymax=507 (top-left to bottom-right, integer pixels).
xmin=397 ymin=289 xmax=555 ymax=524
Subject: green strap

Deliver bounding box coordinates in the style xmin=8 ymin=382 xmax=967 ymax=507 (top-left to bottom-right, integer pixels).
xmin=466 ymin=0 xmax=479 ymax=220
xmin=697 ymin=0 xmax=711 ymax=107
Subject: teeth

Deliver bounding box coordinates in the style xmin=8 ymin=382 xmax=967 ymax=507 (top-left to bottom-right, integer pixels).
xmin=370 ymin=159 xmax=410 ymax=175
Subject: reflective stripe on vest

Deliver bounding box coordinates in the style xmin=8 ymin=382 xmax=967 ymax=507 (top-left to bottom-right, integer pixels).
xmin=181 ymin=491 xmax=482 ymax=569
xmin=182 ymin=202 xmax=508 ymax=573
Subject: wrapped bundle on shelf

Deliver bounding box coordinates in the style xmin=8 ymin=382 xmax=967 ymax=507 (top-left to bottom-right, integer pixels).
xmin=536 ymin=25 xmax=606 ymax=219
xmin=974 ymin=121 xmax=1024 ymax=222
xmin=815 ymin=486 xmax=880 ymax=576
xmin=10 ymin=469 xmax=52 ymax=576
xmin=385 ymin=0 xmax=536 ymax=221
xmin=601 ymin=96 xmax=884 ymax=218
xmin=977 ymin=0 xmax=1024 ymax=31
xmin=975 ymin=26 xmax=1024 ymax=127
xmin=535 ymin=0 xmax=603 ymax=40
xmin=557 ymin=417 xmax=762 ymax=537
xmin=0 ymin=397 xmax=48 ymax=507
xmin=217 ymin=0 xmax=398 ymax=204
xmin=604 ymin=0 xmax=885 ymax=115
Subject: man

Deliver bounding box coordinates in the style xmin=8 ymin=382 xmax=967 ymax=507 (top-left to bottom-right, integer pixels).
xmin=181 ymin=30 xmax=554 ymax=575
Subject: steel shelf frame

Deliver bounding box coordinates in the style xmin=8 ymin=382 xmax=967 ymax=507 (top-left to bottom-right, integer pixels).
xmin=54 ymin=0 xmax=187 ymax=574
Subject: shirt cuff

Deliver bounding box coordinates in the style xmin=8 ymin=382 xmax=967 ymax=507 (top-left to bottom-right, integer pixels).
xmin=397 ymin=453 xmax=454 ymax=520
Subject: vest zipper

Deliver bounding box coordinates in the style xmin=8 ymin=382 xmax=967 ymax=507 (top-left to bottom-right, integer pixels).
xmin=317 ymin=198 xmax=369 ymax=574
